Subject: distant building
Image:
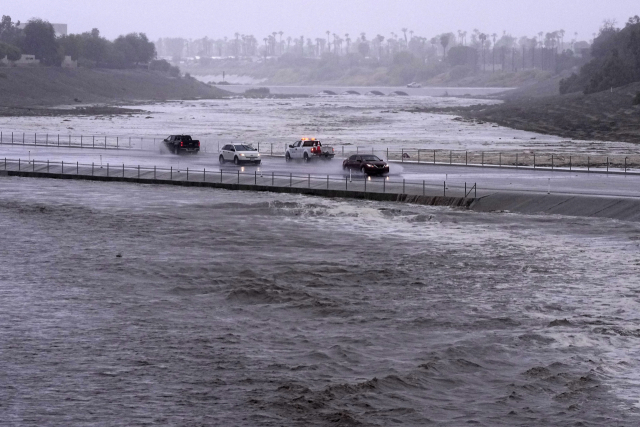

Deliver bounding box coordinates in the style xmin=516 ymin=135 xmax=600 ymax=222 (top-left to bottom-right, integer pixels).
xmin=17 ymin=22 xmax=67 ymax=37
xmin=1 ymin=54 xmax=41 ymax=67
xmin=61 ymin=55 xmax=77 ymax=68
xmin=51 ymin=24 xmax=67 ymax=36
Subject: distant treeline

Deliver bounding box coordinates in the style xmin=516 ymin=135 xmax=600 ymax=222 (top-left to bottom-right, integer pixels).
xmin=0 ymin=15 xmax=178 ymax=75
xmin=560 ymin=16 xmax=640 ymax=94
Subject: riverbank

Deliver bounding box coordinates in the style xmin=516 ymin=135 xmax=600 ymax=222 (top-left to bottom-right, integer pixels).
xmin=407 ymin=80 xmax=640 ymax=144
xmin=0 ymin=68 xmax=229 ymax=109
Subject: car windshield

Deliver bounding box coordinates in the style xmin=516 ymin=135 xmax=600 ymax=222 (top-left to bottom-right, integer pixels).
xmin=234 ymin=145 xmax=254 ymax=151
xmin=362 ymin=155 xmax=381 ymax=161
xmin=302 ymin=141 xmax=319 ymax=147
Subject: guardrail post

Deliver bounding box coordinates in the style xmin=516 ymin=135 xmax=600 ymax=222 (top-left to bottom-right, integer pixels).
xmin=516 ymin=153 xmax=518 ymax=168
xmin=138 ymin=165 xmax=140 ymax=179
xmin=122 ymin=164 xmax=124 ymax=177
xmin=33 ymin=159 xmax=35 ymax=172
xmin=533 ymin=152 xmax=536 ymax=168
xmin=449 ymin=151 xmax=452 ymax=165
xmin=551 ymin=154 xmax=554 ymax=170
xmin=92 ymin=162 xmax=93 ymax=176
xmin=422 ymin=180 xmax=425 ymax=196
xmin=625 ymin=157 xmax=627 ymax=174
xmin=587 ymin=156 xmax=590 ymax=173
xmin=443 ymin=181 xmax=446 ymax=197
xmin=34 ymin=133 xmax=36 ymax=145
xmin=58 ymin=134 xmax=59 ymax=147
xmin=386 ymin=147 xmax=388 ymax=160
xmin=61 ymin=160 xmax=63 ymax=173
xmin=23 ymin=132 xmax=24 ymax=144
xmin=465 ymin=182 xmax=467 ymax=197
xmin=170 ymin=166 xmax=172 ymax=180
xmin=308 ymin=174 xmax=310 ymax=188
xmin=403 ymin=179 xmax=405 ymax=194
xmin=187 ymin=167 xmax=189 ymax=181
xmin=76 ymin=161 xmax=78 ymax=174
xmin=606 ymin=157 xmax=609 ymax=173
xmin=433 ymin=150 xmax=435 ymax=164
xmin=290 ymin=173 xmax=292 ymax=187
xmin=364 ymin=175 xmax=366 ymax=192
xmin=327 ymin=175 xmax=329 ymax=189
xmin=383 ymin=178 xmax=385 ymax=193
xmin=203 ymin=168 xmax=205 ymax=182
xmin=569 ymin=155 xmax=572 ymax=171
xmin=46 ymin=134 xmax=48 ymax=145
xmin=117 ymin=137 xmax=119 ymax=148
xmin=154 ymin=166 xmax=156 ymax=179
xmin=401 ymin=148 xmax=404 ymax=162
xmin=482 ymin=152 xmax=484 ymax=166
xmin=272 ymin=172 xmax=274 ymax=186
xmin=105 ymin=137 xmax=107 ymax=149
xmin=499 ymin=152 xmax=502 ymax=167
xmin=475 ymin=183 xmax=477 ymax=198
xmin=345 ymin=176 xmax=347 ymax=190
xmin=4 ymin=158 xmax=5 ymax=170
xmin=466 ymin=151 xmax=468 ymax=165
xmin=11 ymin=132 xmax=13 ymax=144
xmin=47 ymin=160 xmax=49 ymax=173
xmin=418 ymin=149 xmax=420 ymax=164
xmin=255 ymin=170 xmax=257 ymax=185
xmin=237 ymin=170 xmax=240 ymax=184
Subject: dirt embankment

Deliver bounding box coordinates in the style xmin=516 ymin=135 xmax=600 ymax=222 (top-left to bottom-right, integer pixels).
xmin=408 ymin=80 xmax=640 ymax=143
xmin=0 ymin=67 xmax=229 ymax=111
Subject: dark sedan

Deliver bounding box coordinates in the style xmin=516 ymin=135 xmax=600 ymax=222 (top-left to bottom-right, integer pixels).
xmin=343 ymin=154 xmax=390 ymax=176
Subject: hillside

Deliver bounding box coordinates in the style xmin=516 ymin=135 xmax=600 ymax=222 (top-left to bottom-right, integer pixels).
xmin=0 ymin=68 xmax=229 ymax=108
xmin=409 ymin=81 xmax=640 ymax=143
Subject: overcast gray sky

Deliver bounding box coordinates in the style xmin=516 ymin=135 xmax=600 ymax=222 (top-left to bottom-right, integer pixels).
xmin=5 ymin=0 xmax=639 ymax=41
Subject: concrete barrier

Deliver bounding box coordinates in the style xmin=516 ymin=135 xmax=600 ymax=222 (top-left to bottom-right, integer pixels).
xmin=471 ymin=192 xmax=640 ymax=222
xmin=2 ymin=169 xmax=474 ymax=209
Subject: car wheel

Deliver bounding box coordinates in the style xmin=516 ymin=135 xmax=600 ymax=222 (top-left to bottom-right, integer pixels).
xmin=234 ymin=156 xmax=240 ymax=165
xmin=303 ymin=153 xmax=309 ymax=162
xmin=285 ymin=152 xmax=291 ymax=162
xmin=219 ymin=155 xmax=225 ymax=164
xmin=256 ymin=160 xmax=261 ymax=165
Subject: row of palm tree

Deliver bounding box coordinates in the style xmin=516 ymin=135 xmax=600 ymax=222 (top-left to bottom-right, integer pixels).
xmin=155 ymin=28 xmax=589 ymax=64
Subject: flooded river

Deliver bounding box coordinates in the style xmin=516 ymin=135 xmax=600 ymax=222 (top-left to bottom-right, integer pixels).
xmin=1 ymin=176 xmax=639 ymax=425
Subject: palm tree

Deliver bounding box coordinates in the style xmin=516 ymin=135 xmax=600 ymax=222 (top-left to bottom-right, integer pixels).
xmin=345 ymin=33 xmax=351 ymax=53
xmin=234 ymin=32 xmax=240 ymax=58
xmin=326 ymin=30 xmax=330 ymax=53
xmin=479 ymin=33 xmax=487 ymax=71
xmin=491 ymin=33 xmax=497 ymax=72
xmin=287 ymin=36 xmax=292 ymax=53
xmin=401 ymin=28 xmax=408 ymax=45
xmin=440 ymin=34 xmax=450 ymax=58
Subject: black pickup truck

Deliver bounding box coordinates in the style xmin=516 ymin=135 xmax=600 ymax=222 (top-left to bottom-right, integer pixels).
xmin=163 ymin=135 xmax=200 ymax=154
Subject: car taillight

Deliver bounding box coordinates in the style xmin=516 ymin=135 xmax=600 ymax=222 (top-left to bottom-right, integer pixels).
xmin=197 ymin=141 xmax=200 ymax=146
xmin=180 ymin=141 xmax=184 ymax=147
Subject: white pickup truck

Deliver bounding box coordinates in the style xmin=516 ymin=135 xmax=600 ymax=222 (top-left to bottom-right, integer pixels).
xmin=285 ymin=138 xmax=335 ymax=162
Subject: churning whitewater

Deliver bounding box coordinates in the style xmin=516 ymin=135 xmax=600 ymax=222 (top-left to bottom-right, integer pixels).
xmin=0 ymin=177 xmax=638 ymax=426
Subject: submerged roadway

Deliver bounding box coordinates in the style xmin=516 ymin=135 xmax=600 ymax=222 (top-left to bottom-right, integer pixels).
xmin=2 ymin=144 xmax=640 ymax=199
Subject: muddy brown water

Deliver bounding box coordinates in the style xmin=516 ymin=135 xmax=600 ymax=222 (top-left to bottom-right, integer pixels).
xmin=1 ymin=177 xmax=639 ymax=426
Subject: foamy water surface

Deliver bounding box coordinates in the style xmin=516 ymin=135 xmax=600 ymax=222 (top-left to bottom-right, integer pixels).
xmin=1 ymin=176 xmax=639 ymax=425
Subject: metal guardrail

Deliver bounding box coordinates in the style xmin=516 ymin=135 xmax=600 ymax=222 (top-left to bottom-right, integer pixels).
xmin=1 ymin=157 xmax=476 ymax=199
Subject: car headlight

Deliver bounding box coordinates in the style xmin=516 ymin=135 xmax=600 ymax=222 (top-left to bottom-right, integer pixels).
xmin=240 ymin=153 xmax=245 ymax=156
xmin=257 ymin=153 xmax=260 ymax=156
xmin=366 ymin=164 xmax=374 ymax=167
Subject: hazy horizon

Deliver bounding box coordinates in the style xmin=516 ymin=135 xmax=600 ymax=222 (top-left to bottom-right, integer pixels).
xmin=4 ymin=0 xmax=640 ymax=42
